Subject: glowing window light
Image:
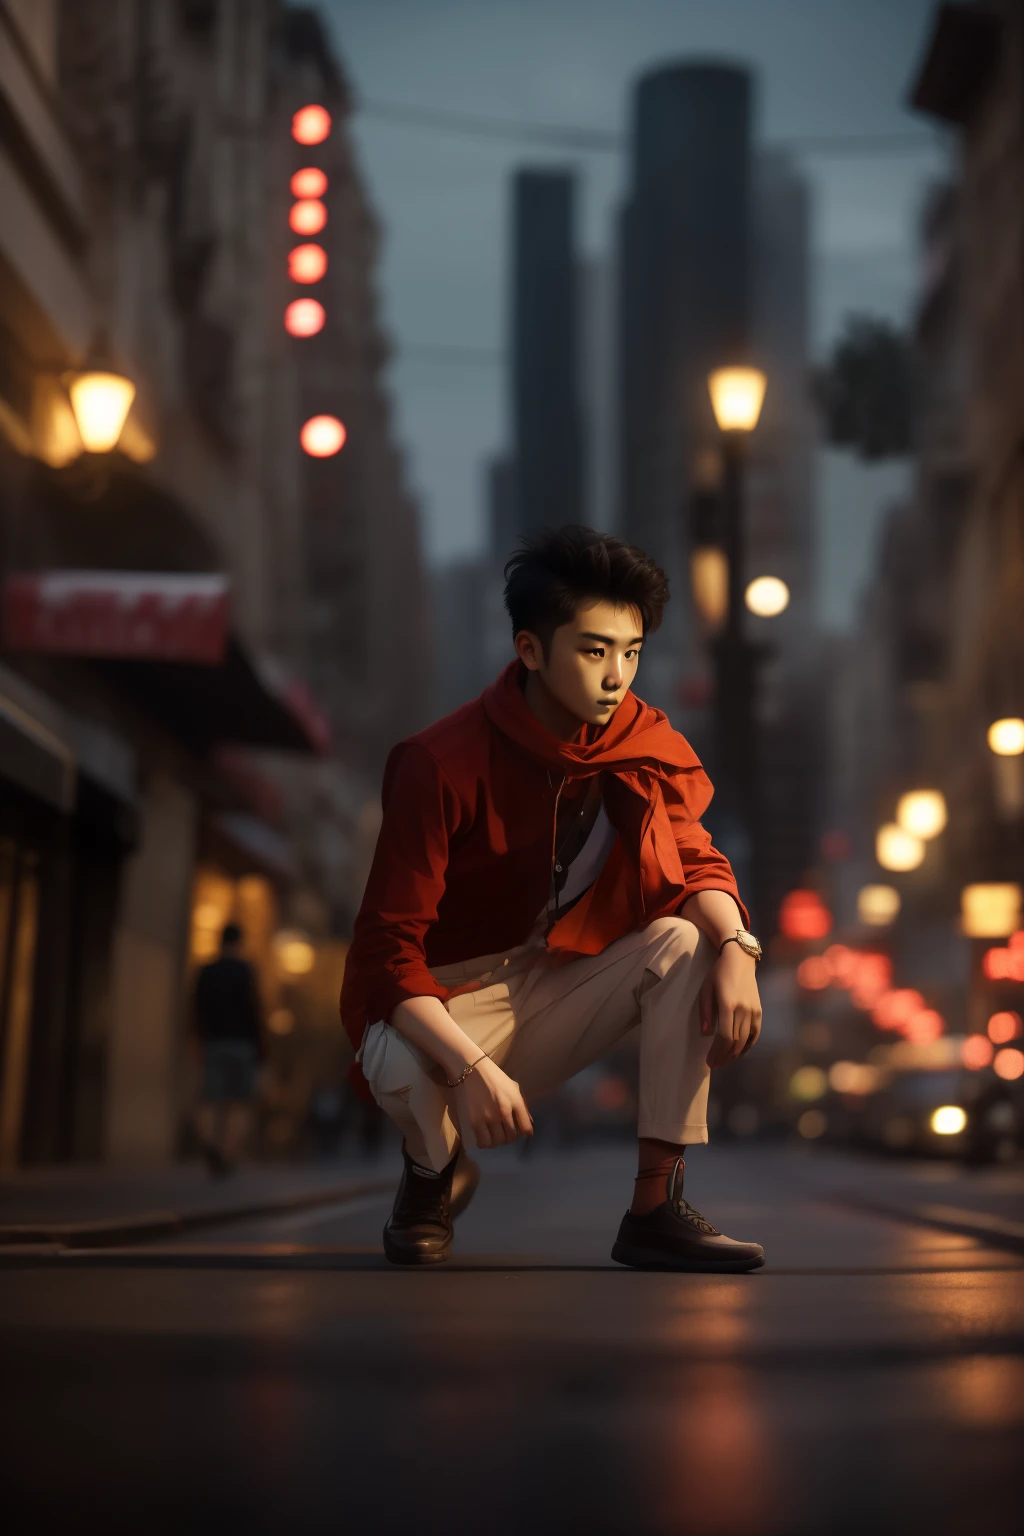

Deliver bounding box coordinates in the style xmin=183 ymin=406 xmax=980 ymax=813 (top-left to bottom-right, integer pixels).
xmin=988 ymin=1010 xmax=1023 ymax=1045
xmin=779 ymin=889 xmax=832 ymax=942
xmin=876 ymin=823 xmax=925 ymax=872
xmin=708 ymin=366 xmax=767 ymax=432
xmin=962 ymin=1034 xmax=995 ymax=1070
xmin=789 ymin=1066 xmax=828 ymax=1103
xmin=289 ymin=199 xmax=327 ymax=235
xmin=797 ymin=955 xmax=830 ymax=990
xmin=994 ymin=1047 xmax=1024 ymax=1082
xmin=745 ymin=575 xmax=790 ymax=617
xmin=290 ymin=166 xmax=328 ymax=198
xmin=300 ymin=415 xmax=346 ymax=457
xmin=962 ymin=883 xmax=1022 ymax=939
xmin=988 ymin=717 xmax=1024 ymax=756
xmin=284 ymin=299 xmax=325 ymax=337
xmin=288 ymin=243 xmax=328 ymax=284
xmin=68 ymin=370 xmax=136 ymax=452
xmin=292 ymin=105 xmax=332 ymax=145
xmin=930 ymin=1105 xmax=967 ymax=1136
xmin=858 ymin=884 xmax=901 ymax=926
xmin=274 ymin=929 xmax=316 ymax=976
xmin=896 ymin=790 xmax=947 ymax=841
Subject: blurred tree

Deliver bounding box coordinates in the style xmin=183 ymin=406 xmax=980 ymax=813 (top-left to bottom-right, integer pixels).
xmin=814 ymin=315 xmax=914 ymax=459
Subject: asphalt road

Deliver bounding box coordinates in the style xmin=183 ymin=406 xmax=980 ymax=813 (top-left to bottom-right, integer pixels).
xmin=1 ymin=1144 xmax=1022 ymax=1535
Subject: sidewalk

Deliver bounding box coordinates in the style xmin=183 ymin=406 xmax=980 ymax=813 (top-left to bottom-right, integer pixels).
xmin=0 ymin=1154 xmax=400 ymax=1248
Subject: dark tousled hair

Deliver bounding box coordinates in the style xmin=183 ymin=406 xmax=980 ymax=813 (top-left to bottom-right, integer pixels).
xmin=503 ymin=525 xmax=670 ymax=655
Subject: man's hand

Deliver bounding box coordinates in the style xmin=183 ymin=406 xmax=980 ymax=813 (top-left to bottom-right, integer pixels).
xmin=699 ymin=943 xmax=763 ymax=1068
xmin=454 ymin=1056 xmax=533 ymax=1149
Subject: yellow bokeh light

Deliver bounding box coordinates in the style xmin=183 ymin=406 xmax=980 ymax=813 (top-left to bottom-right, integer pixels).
xmin=993 ymin=1047 xmax=1024 ymax=1082
xmin=274 ymin=930 xmax=316 ymax=976
xmin=875 ymin=823 xmax=925 ymax=872
xmin=857 ymin=884 xmax=901 ymax=926
xmin=961 ymin=883 xmax=1022 ymax=938
xmin=896 ymin=790 xmax=947 ymax=840
xmin=987 ymin=718 xmax=1024 ymax=756
xmin=690 ymin=546 xmax=729 ymax=628
xmin=828 ymin=1061 xmax=881 ymax=1095
xmin=707 ymin=366 xmax=767 ymax=432
xmin=789 ymin=1065 xmax=828 ymax=1102
xmin=797 ymin=1108 xmax=828 ymax=1139
xmin=744 ymin=576 xmax=790 ymax=618
xmin=930 ymin=1105 xmax=967 ymax=1136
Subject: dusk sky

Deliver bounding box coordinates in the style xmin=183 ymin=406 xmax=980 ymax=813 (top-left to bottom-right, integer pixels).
xmin=321 ymin=0 xmax=949 ymax=625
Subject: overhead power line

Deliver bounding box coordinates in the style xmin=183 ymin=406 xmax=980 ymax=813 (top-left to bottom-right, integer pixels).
xmin=356 ymin=96 xmax=944 ymax=160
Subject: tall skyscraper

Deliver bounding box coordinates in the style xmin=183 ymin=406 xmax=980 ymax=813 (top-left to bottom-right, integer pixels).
xmin=511 ymin=170 xmax=584 ymax=536
xmin=617 ymin=62 xmax=753 ymax=708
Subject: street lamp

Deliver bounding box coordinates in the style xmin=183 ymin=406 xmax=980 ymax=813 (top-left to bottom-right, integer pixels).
xmin=706 ymin=364 xmax=768 ymax=923
xmin=66 ymin=344 xmax=136 ymax=454
xmin=876 ymin=822 xmax=925 ymax=872
xmin=896 ymin=789 xmax=947 ymax=840
xmin=745 ymin=575 xmax=789 ymax=617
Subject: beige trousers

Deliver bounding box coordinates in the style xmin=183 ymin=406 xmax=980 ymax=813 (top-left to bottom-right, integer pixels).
xmin=358 ymin=915 xmax=718 ymax=1172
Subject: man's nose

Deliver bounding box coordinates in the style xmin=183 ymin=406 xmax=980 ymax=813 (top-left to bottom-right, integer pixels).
xmin=603 ymin=661 xmax=624 ymax=691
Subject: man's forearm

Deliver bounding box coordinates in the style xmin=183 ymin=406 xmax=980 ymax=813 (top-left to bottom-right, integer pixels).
xmin=389 ymin=994 xmax=483 ymax=1082
xmin=680 ymin=889 xmax=745 ymax=950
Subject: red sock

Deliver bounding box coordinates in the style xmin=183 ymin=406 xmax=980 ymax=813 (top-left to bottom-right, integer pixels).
xmin=631 ymin=1137 xmax=685 ymax=1215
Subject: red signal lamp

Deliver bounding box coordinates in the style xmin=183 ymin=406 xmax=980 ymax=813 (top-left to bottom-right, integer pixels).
xmin=284 ymin=299 xmax=325 ymax=337
xmin=290 ymin=167 xmax=328 ymax=198
xmin=288 ymin=244 xmax=328 ymax=284
xmin=292 ymin=105 xmax=331 ymax=145
xmin=289 ymin=199 xmax=327 ymax=236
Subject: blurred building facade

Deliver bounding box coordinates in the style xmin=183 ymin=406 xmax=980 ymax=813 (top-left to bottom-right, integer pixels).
xmin=823 ymin=0 xmax=1023 ymax=1029
xmin=0 ymin=1 xmax=427 ymax=1167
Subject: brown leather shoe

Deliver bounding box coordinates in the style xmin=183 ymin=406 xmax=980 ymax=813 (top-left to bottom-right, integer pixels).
xmin=611 ymin=1157 xmax=765 ymax=1273
xmin=383 ymin=1146 xmax=457 ymax=1265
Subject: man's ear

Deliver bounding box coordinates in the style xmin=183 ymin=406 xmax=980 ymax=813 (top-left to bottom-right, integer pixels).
xmin=514 ymin=629 xmax=544 ymax=672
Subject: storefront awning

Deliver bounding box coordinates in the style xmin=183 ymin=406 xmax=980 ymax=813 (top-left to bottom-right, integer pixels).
xmin=2 ymin=573 xmax=330 ymax=755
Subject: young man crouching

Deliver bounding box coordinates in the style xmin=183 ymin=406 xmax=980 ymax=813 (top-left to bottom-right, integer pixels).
xmin=341 ymin=525 xmax=765 ymax=1271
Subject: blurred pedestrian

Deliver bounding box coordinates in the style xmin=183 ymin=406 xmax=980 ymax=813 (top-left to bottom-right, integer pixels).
xmin=342 ymin=525 xmax=766 ymax=1270
xmin=193 ymin=922 xmax=263 ymax=1175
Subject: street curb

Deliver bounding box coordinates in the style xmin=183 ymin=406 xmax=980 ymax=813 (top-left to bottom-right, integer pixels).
xmin=831 ymin=1196 xmax=1024 ymax=1256
xmin=0 ymin=1177 xmax=395 ymax=1251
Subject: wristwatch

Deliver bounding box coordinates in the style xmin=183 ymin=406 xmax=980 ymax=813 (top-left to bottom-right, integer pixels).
xmin=720 ymin=930 xmax=763 ymax=963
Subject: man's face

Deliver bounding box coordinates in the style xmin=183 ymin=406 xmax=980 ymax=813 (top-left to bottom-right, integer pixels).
xmin=517 ymin=599 xmax=644 ymax=727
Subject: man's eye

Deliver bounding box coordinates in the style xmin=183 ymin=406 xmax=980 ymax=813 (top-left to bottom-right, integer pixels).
xmin=586 ymin=648 xmax=604 ymax=657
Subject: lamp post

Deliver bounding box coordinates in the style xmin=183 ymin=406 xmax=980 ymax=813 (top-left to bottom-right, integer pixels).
xmin=706 ymin=366 xmax=767 ymax=923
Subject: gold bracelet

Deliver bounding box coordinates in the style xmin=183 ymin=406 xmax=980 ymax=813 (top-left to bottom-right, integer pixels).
xmin=446 ymin=1051 xmax=488 ymax=1088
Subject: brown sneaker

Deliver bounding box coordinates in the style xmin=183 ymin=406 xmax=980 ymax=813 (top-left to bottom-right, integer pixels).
xmin=611 ymin=1157 xmax=765 ymax=1273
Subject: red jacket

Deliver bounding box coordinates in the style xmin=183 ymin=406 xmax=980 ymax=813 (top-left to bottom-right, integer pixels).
xmin=341 ymin=660 xmax=746 ymax=1056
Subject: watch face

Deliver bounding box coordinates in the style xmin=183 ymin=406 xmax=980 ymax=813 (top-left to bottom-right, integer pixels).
xmin=738 ymin=932 xmax=761 ymax=956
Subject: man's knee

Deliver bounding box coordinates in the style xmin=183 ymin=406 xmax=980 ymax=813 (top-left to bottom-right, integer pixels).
xmin=359 ymin=1021 xmax=427 ymax=1106
xmin=639 ymin=915 xmax=712 ymax=993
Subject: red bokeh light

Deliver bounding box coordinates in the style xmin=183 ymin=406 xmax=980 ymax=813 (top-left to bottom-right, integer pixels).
xmin=994 ymin=1047 xmax=1024 ymax=1082
xmin=824 ymin=944 xmax=858 ymax=988
xmin=797 ymin=956 xmax=831 ymax=991
xmin=291 ymin=105 xmax=332 ymax=145
xmin=288 ymin=244 xmax=328 ymax=283
xmin=988 ymin=1010 xmax=1023 ymax=1044
xmin=779 ymin=889 xmax=833 ymax=942
xmin=284 ymin=299 xmax=325 ymax=337
xmin=289 ymin=199 xmax=327 ymax=236
xmin=872 ymin=988 xmax=925 ymax=1031
xmin=290 ymin=167 xmax=328 ymax=198
xmin=849 ymin=953 xmax=893 ymax=1010
xmin=983 ymin=934 xmax=1024 ymax=981
xmin=962 ymin=1034 xmax=995 ymax=1070
xmin=299 ymin=415 xmax=346 ymax=457
xmin=904 ymin=1008 xmax=944 ymax=1044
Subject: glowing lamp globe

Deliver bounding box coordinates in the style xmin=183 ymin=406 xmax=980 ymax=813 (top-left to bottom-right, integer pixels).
xmin=745 ymin=576 xmax=789 ymax=617
xmin=875 ymin=823 xmax=925 ymax=872
xmin=708 ymin=366 xmax=767 ymax=433
xmin=284 ymin=299 xmax=325 ymax=337
xmin=68 ymin=369 xmax=136 ymax=452
xmin=288 ymin=244 xmax=328 ymax=283
xmin=857 ymin=884 xmax=901 ymax=926
xmin=930 ymin=1105 xmax=967 ymax=1136
xmin=292 ymin=105 xmax=332 ymax=145
xmin=290 ymin=167 xmax=328 ymax=198
xmin=896 ymin=789 xmax=947 ymax=840
xmin=962 ymin=1034 xmax=994 ymax=1071
xmin=988 ymin=717 xmax=1024 ymax=756
xmin=994 ymin=1048 xmax=1024 ymax=1082
xmin=988 ymin=1011 xmax=1022 ymax=1045
xmin=289 ymin=199 xmax=327 ymax=235
xmin=300 ymin=415 xmax=346 ymax=457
